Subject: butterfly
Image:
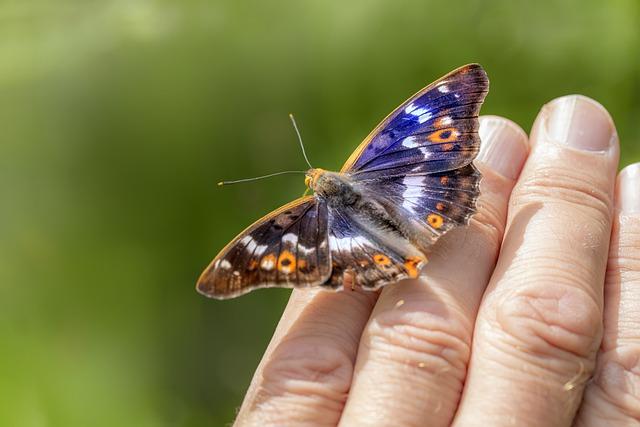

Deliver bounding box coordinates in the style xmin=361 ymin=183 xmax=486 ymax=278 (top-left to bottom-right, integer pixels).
xmin=197 ymin=64 xmax=489 ymax=299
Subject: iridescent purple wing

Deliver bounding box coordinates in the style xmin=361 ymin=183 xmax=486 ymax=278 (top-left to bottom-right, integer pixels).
xmin=197 ymin=196 xmax=331 ymax=299
xmin=323 ymin=207 xmax=426 ymax=291
xmin=342 ymin=64 xmax=488 ymax=243
xmin=341 ymin=64 xmax=488 ymax=179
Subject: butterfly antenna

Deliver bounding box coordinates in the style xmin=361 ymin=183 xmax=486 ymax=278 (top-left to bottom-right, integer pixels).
xmin=217 ymin=170 xmax=307 ymax=187
xmin=289 ymin=113 xmax=313 ymax=169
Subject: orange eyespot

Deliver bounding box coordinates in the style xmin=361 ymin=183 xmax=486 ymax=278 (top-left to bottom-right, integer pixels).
xmin=373 ymin=253 xmax=391 ymax=267
xmin=440 ymin=176 xmax=449 ymax=185
xmin=277 ymin=251 xmax=296 ymax=274
xmin=427 ymin=213 xmax=444 ymax=229
xmin=404 ymin=256 xmax=424 ymax=278
xmin=427 ymin=127 xmax=458 ymax=143
xmin=436 ymin=202 xmax=445 ymax=211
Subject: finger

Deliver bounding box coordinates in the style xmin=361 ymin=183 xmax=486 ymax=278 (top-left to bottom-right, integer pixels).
xmin=235 ymin=289 xmax=378 ymax=426
xmin=575 ymin=163 xmax=640 ymax=425
xmin=339 ymin=116 xmax=529 ymax=426
xmin=454 ymin=96 xmax=619 ymax=427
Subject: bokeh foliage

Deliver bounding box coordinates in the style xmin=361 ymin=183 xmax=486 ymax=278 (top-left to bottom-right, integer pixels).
xmin=1 ymin=0 xmax=638 ymax=425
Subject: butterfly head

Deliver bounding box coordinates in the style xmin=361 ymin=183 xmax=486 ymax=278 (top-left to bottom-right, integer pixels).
xmin=305 ymin=168 xmax=326 ymax=191
xmin=305 ymin=168 xmax=359 ymax=205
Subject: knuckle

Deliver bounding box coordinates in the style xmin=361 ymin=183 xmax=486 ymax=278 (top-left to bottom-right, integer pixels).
xmin=495 ymin=283 xmax=602 ymax=361
xmin=511 ymin=164 xmax=613 ymax=221
xmin=260 ymin=336 xmax=354 ymax=403
xmin=592 ymin=347 xmax=640 ymax=421
xmin=366 ymin=305 xmax=470 ymax=378
xmin=472 ymin=196 xmax=507 ymax=252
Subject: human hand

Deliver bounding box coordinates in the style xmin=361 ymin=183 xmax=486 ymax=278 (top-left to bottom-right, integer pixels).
xmin=233 ymin=95 xmax=639 ymax=426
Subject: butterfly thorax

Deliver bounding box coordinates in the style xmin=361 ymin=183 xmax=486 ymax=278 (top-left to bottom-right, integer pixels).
xmin=306 ymin=168 xmax=422 ymax=255
xmin=307 ymin=169 xmax=360 ymax=206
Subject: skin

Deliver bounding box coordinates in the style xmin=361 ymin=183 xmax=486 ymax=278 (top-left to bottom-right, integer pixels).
xmin=232 ymin=95 xmax=640 ymax=426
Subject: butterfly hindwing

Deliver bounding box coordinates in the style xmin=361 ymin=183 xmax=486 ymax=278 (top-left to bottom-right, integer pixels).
xmin=197 ymin=196 xmax=331 ymax=299
xmin=323 ymin=208 xmax=427 ymax=291
xmin=357 ymin=164 xmax=481 ymax=250
xmin=342 ymin=64 xmax=488 ymax=179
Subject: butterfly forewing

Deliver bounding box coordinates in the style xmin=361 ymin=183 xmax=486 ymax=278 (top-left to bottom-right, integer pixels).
xmin=342 ymin=64 xmax=488 ymax=178
xmin=197 ymin=197 xmax=331 ymax=299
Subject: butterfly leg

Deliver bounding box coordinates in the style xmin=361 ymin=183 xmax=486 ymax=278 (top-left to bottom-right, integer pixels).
xmin=343 ymin=268 xmax=357 ymax=291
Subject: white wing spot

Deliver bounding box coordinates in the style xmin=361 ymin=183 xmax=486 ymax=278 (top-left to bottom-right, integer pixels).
xmin=418 ymin=112 xmax=432 ymax=124
xmin=240 ymin=235 xmax=268 ymax=256
xmin=329 ymin=235 xmax=370 ymax=251
xmin=440 ymin=116 xmax=452 ymax=126
xmin=404 ymin=102 xmax=418 ymax=114
xmin=261 ymin=258 xmax=275 ymax=270
xmin=220 ymin=260 xmax=232 ymax=269
xmin=402 ymin=176 xmax=425 ymax=211
xmin=438 ymin=84 xmax=449 ymax=93
xmin=410 ymin=107 xmax=428 ymax=117
xmin=419 ymin=147 xmax=431 ymax=159
xmin=282 ymin=233 xmax=298 ymax=245
xmin=406 ymin=105 xmax=432 ymax=124
xmin=402 ymin=136 xmax=420 ymax=148
xmin=299 ymin=245 xmax=314 ymax=254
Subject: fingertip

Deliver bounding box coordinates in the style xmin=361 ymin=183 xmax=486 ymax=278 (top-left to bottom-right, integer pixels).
xmin=532 ymin=94 xmax=619 ymax=153
xmin=617 ymin=162 xmax=640 ymax=213
xmin=476 ymin=115 xmax=530 ymax=180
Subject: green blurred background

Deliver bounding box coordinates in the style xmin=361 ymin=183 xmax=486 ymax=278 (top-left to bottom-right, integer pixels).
xmin=1 ymin=0 xmax=638 ymax=425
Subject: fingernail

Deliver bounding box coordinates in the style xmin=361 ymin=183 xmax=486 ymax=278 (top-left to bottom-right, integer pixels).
xmin=544 ymin=95 xmax=617 ymax=152
xmin=477 ymin=116 xmax=529 ymax=180
xmin=617 ymin=163 xmax=640 ymax=213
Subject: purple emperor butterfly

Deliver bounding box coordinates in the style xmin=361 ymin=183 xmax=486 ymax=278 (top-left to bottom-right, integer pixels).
xmin=197 ymin=64 xmax=489 ymax=299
